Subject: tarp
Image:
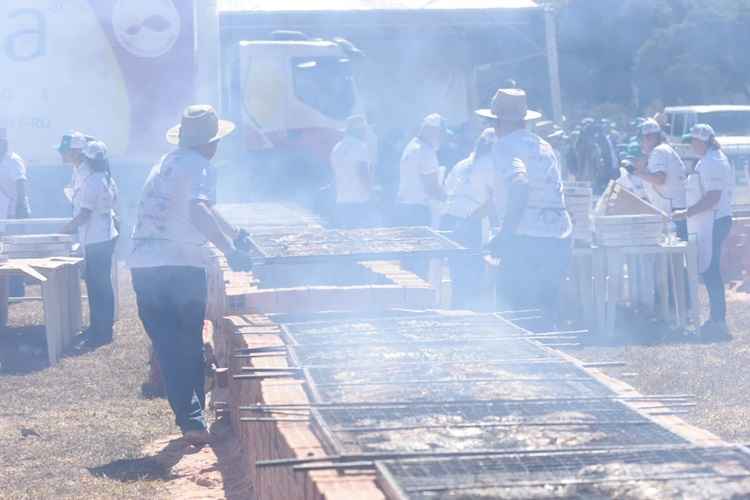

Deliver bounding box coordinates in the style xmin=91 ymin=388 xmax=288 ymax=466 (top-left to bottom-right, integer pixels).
xmin=218 ymin=0 xmax=539 ymax=13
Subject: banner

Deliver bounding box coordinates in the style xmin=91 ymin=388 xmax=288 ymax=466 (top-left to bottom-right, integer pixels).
xmin=0 ymin=0 xmax=195 ymax=164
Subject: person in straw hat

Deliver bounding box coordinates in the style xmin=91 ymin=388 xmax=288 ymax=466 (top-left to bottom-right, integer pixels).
xmin=129 ymin=105 xmax=254 ymax=446
xmin=478 ymin=88 xmax=572 ymax=329
xmin=330 ymin=114 xmax=377 ymax=228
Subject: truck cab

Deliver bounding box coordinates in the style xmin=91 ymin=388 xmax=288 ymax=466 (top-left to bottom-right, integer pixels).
xmin=664 ymin=105 xmax=750 ymax=206
xmin=222 ymin=33 xmax=366 ymax=203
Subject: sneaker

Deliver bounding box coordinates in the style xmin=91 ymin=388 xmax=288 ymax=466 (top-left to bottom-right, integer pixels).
xmin=183 ymin=429 xmax=212 ymax=447
xmin=700 ymin=321 xmax=731 ymax=342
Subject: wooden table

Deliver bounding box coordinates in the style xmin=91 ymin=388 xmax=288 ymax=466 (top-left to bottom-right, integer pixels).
xmin=570 ymin=238 xmax=699 ymax=337
xmin=0 ymin=257 xmax=84 ymax=365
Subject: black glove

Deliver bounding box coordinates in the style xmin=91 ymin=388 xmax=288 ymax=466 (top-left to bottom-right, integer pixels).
xmin=234 ymin=229 xmax=252 ymax=253
xmin=227 ymin=249 xmax=254 ymax=272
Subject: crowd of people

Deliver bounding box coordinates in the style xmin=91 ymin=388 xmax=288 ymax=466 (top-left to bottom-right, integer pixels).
xmin=328 ymin=88 xmax=736 ymax=339
xmin=0 ymin=86 xmax=736 ymax=446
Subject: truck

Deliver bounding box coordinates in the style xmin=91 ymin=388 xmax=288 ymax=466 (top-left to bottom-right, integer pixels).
xmin=1 ymin=0 xmax=561 ymax=217
xmin=663 ymin=105 xmax=750 ymax=207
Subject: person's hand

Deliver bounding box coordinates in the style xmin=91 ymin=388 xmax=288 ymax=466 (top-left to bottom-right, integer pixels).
xmin=672 ymin=209 xmax=688 ymax=221
xmin=61 ymin=223 xmax=74 ymax=234
xmin=227 ymin=249 xmax=254 ymax=272
xmin=234 ymin=229 xmax=252 ymax=253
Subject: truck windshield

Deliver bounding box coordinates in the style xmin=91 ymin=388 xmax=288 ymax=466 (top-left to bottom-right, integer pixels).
xmin=697 ymin=111 xmax=750 ymax=136
xmin=292 ymin=57 xmax=355 ymax=120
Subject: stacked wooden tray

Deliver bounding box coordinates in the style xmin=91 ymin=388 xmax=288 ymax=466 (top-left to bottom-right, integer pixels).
xmin=2 ymin=234 xmax=73 ymax=258
xmin=594 ymin=214 xmax=667 ymax=247
xmin=564 ymin=182 xmax=593 ymax=244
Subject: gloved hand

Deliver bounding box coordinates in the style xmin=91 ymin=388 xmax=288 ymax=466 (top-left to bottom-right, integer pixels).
xmin=234 ymin=228 xmax=252 ymax=253
xmin=227 ymin=249 xmax=254 ymax=272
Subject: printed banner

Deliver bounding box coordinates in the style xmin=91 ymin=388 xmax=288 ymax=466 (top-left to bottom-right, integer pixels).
xmin=0 ymin=0 xmax=195 ymax=164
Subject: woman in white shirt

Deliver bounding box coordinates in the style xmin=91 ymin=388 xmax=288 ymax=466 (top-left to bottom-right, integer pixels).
xmin=62 ymin=141 xmax=119 ymax=349
xmin=674 ymin=124 xmax=733 ymax=340
xmin=440 ymin=129 xmax=497 ymax=309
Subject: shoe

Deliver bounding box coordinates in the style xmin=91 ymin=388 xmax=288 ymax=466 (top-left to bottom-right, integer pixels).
xmin=700 ymin=321 xmax=731 ymax=342
xmin=183 ymin=429 xmax=212 ymax=447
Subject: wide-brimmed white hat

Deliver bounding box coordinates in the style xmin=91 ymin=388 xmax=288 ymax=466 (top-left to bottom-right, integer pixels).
xmin=475 ymin=88 xmax=542 ymax=122
xmin=167 ymin=104 xmax=236 ymax=147
xmin=690 ymin=123 xmax=716 ymax=142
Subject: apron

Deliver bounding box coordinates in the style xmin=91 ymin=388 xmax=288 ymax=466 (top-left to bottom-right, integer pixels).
xmin=685 ymin=172 xmax=714 ymax=273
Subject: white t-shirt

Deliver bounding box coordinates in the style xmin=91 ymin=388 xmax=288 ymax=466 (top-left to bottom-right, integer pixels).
xmin=330 ymin=135 xmax=371 ymax=204
xmin=443 ymin=154 xmax=494 ymax=219
xmin=492 ymin=129 xmax=572 ymax=239
xmin=128 ymin=148 xmax=217 ymax=269
xmin=0 ymin=152 xmax=26 ymax=219
xmin=73 ymin=163 xmax=119 ymax=246
xmin=398 ymin=137 xmax=439 ymax=206
xmin=695 ymin=148 xmax=734 ymax=220
xmin=645 ymin=143 xmax=687 ymax=212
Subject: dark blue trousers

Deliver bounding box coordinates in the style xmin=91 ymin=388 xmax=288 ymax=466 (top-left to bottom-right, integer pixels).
xmin=132 ymin=266 xmax=208 ymax=432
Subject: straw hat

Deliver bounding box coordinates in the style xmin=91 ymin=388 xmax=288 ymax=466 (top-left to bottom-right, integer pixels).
xmin=475 ymin=88 xmax=542 ymax=122
xmin=166 ymin=104 xmax=235 ymax=147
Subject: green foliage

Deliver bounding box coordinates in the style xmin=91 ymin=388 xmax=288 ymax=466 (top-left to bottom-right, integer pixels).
xmin=555 ymin=0 xmax=750 ymax=110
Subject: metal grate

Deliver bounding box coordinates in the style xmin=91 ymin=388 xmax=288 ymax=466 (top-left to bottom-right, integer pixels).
xmin=313 ymin=399 xmax=687 ymax=455
xmin=247 ymin=226 xmax=465 ymax=264
xmin=302 ymin=360 xmax=612 ymax=404
xmin=376 ymin=446 xmax=750 ymax=499
xmin=282 ymin=313 xmax=530 ymax=346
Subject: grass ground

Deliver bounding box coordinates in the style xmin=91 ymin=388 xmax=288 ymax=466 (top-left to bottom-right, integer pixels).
xmin=0 ymin=272 xmax=175 ymax=500
xmin=2 ymin=271 xmax=750 ymax=498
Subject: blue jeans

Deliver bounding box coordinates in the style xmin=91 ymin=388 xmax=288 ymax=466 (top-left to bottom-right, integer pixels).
xmin=84 ymin=239 xmax=116 ymax=342
xmin=132 ymin=266 xmax=208 ymax=432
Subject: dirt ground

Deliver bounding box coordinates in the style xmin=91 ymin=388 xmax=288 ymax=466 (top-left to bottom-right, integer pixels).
xmin=2 ymin=270 xmax=750 ymax=499
xmin=574 ymin=284 xmax=750 ymax=443
xmin=0 ymin=271 xmax=252 ymax=500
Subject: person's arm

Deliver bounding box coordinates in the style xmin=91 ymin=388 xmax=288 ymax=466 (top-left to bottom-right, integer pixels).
xmin=191 ymin=200 xmax=235 ymax=255
xmin=421 ymin=171 xmax=445 ymax=202
xmin=15 ymin=179 xmax=28 ymax=218
xmin=673 ymin=190 xmax=721 ymax=220
xmin=357 ymin=160 xmax=371 ymax=188
xmin=635 ymin=151 xmax=667 ymax=186
xmin=61 ymin=208 xmax=91 ymax=234
xmin=209 ymin=205 xmax=240 ymax=241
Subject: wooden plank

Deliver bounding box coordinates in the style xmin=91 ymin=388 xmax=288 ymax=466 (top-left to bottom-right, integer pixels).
xmin=42 ymin=268 xmax=63 ymax=365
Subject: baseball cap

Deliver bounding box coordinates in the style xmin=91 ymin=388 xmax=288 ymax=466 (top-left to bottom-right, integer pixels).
xmin=639 ymin=118 xmax=661 ymax=136
xmin=55 ymin=131 xmax=90 ymax=152
xmin=689 ymin=123 xmax=716 ymax=142
xmin=82 ymin=140 xmax=108 ymax=161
